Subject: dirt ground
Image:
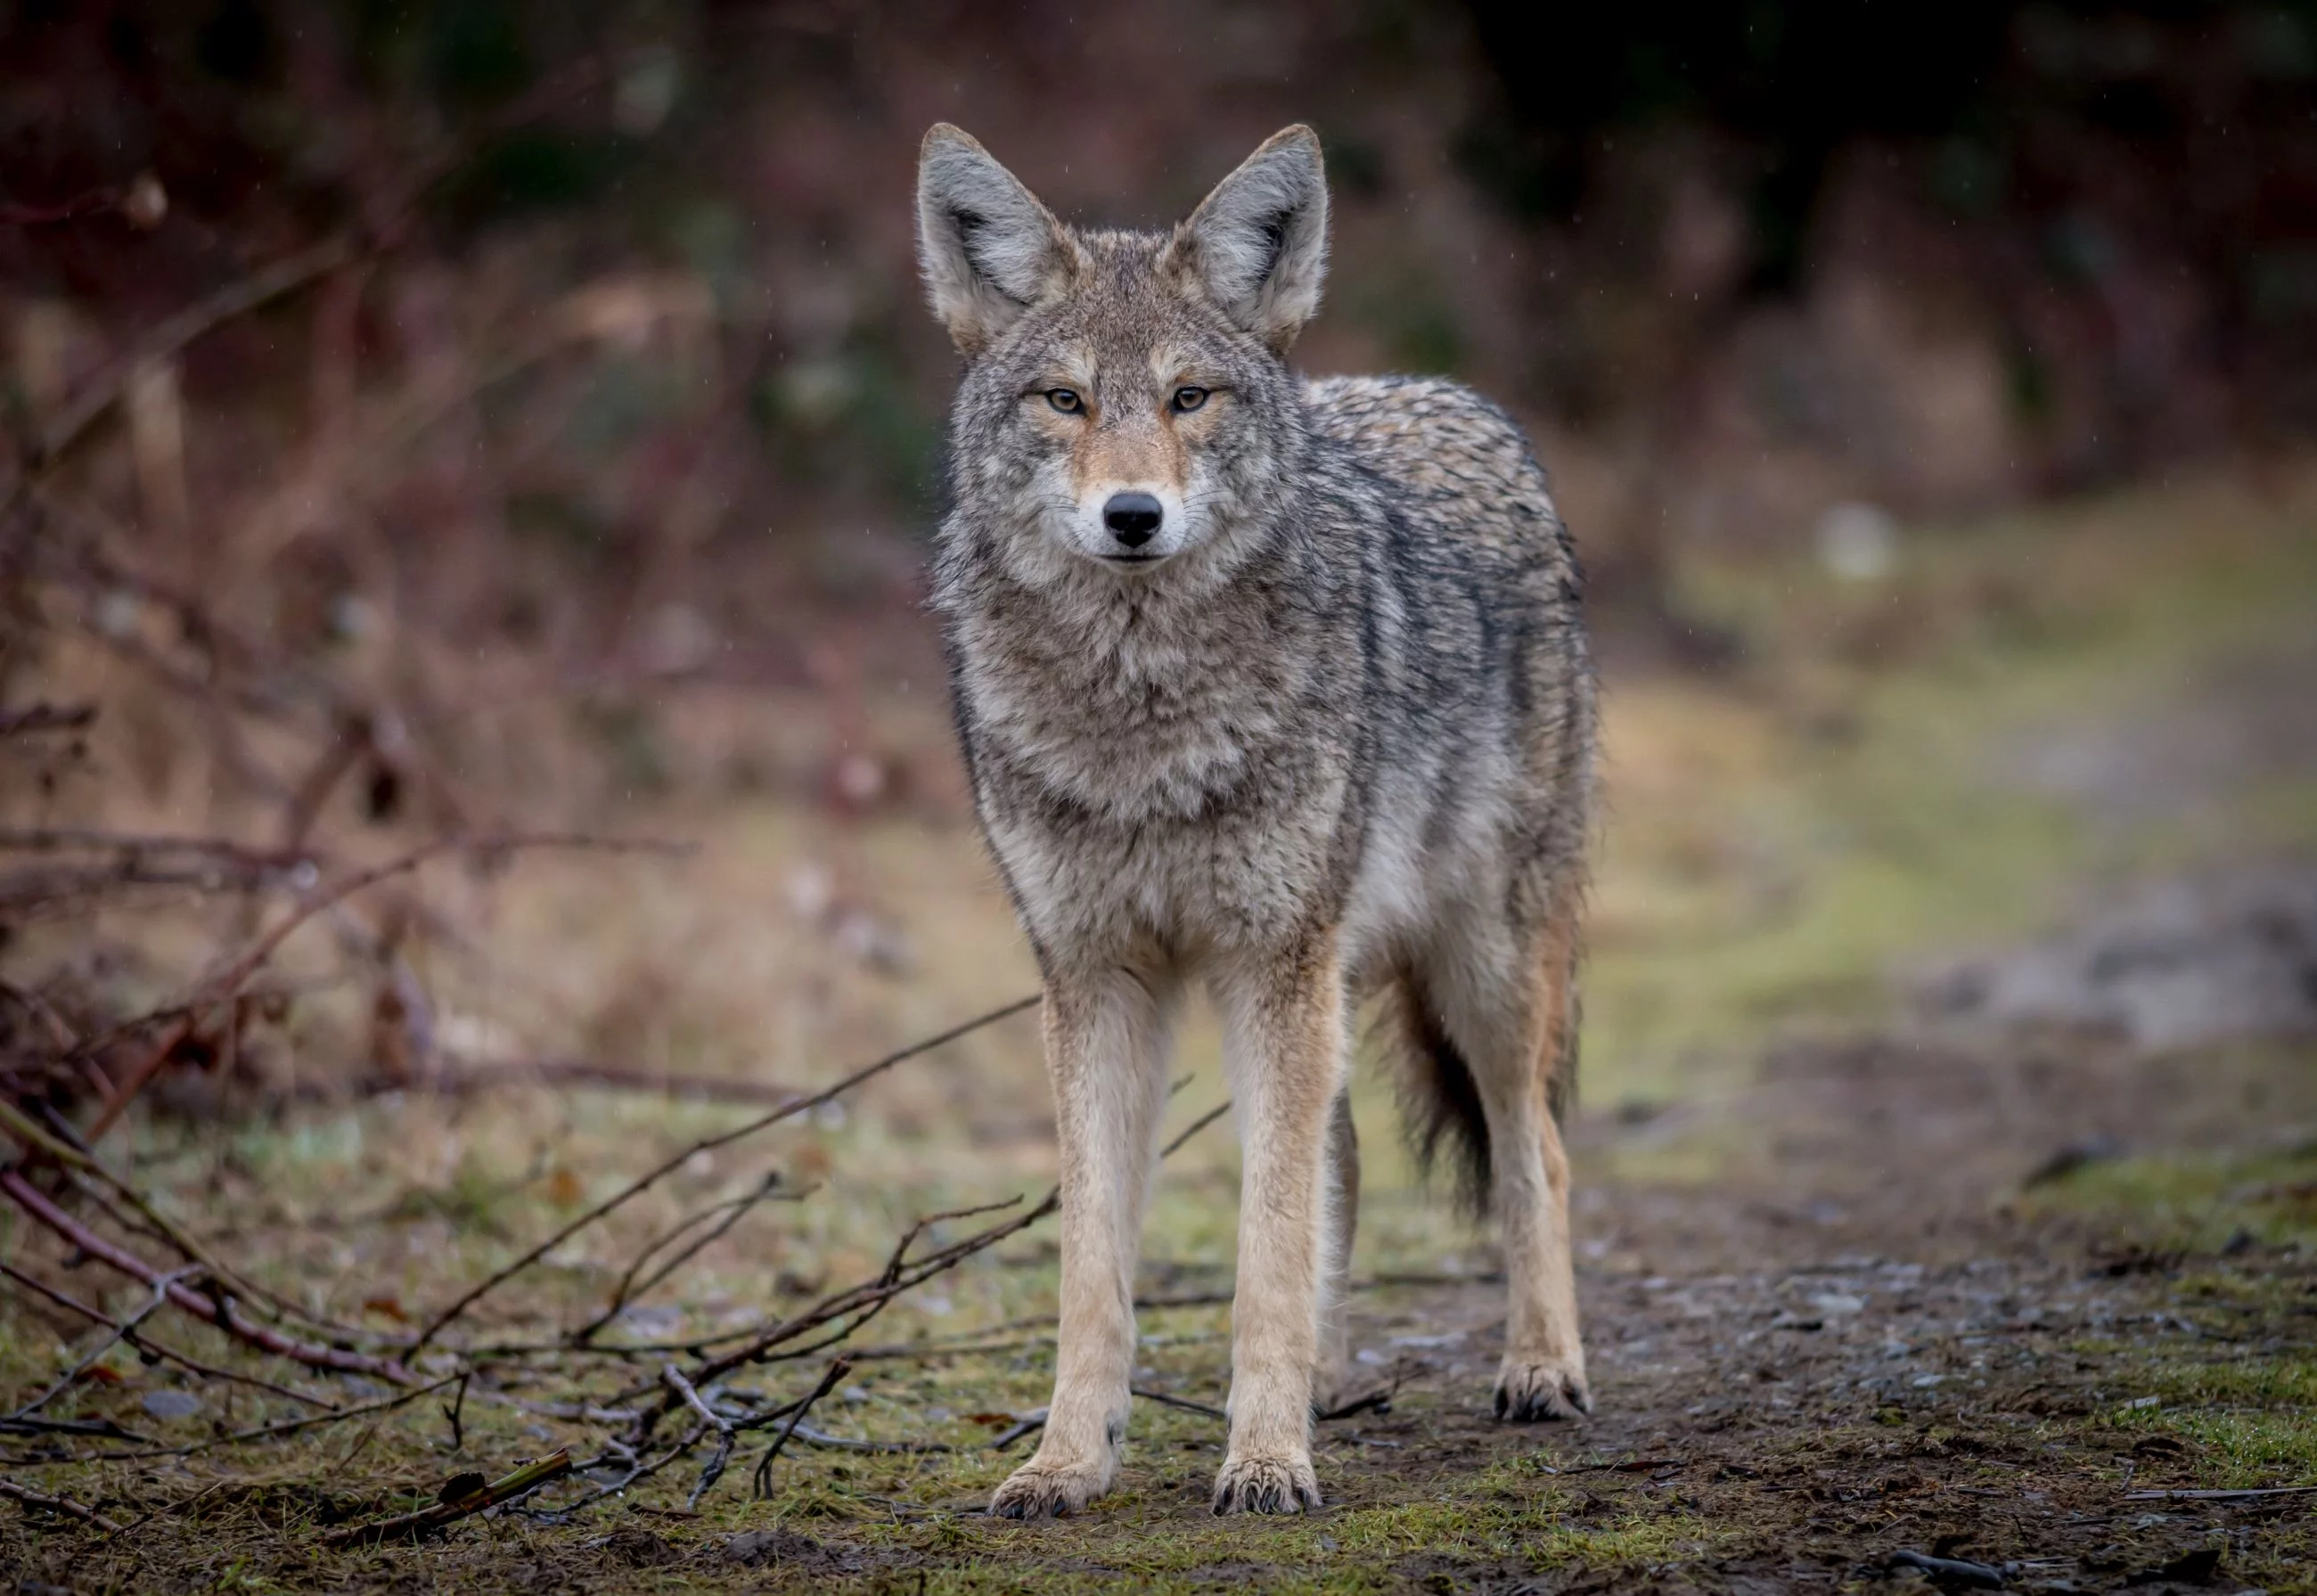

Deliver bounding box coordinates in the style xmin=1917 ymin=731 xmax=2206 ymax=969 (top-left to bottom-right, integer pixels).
xmin=8 ymin=965 xmax=2313 ymax=1593
xmin=5 ymin=480 xmax=2315 ymax=1593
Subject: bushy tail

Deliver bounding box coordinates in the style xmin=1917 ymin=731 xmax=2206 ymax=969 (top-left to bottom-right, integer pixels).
xmin=1384 ymin=964 xmax=1579 ymax=1223
xmin=1385 ymin=973 xmax=1494 ymax=1219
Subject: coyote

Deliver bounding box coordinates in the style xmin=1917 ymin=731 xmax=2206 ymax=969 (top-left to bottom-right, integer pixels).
xmin=915 ymin=123 xmax=1595 ymax=1518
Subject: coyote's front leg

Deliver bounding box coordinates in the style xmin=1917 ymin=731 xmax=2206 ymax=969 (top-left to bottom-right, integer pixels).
xmin=990 ymin=970 xmax=1173 ymax=1521
xmin=1211 ymin=933 xmax=1346 ymax=1515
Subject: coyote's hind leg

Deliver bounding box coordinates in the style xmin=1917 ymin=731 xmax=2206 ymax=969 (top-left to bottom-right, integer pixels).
xmin=1425 ymin=904 xmax=1589 ymax=1422
xmin=1314 ymin=1084 xmax=1360 ymax=1411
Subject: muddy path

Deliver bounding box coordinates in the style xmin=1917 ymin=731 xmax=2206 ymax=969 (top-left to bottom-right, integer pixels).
xmin=449 ymin=1024 xmax=2312 ymax=1596
xmin=7 ymin=1013 xmax=2310 ymax=1595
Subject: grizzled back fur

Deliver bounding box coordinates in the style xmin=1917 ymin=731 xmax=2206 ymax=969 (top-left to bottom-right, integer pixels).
xmin=916 ymin=122 xmax=1592 ymax=1215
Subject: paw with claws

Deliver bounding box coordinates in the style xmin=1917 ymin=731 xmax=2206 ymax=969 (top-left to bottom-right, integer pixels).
xmin=1212 ymin=1451 xmax=1322 ymax=1515
xmin=990 ymin=1455 xmax=1114 ymax=1521
xmin=1494 ymin=1355 xmax=1592 ymax=1422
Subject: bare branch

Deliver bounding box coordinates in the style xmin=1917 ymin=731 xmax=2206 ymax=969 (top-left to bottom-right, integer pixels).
xmin=0 ymin=1260 xmax=338 ymax=1412
xmin=0 ymin=1169 xmax=414 ymax=1385
xmin=0 ymin=1477 xmax=122 ymax=1534
xmin=321 ymin=1447 xmax=573 ymax=1548
xmin=409 ymin=994 xmax=1038 ymax=1353
xmin=751 ymin=1357 xmax=850 ymax=1500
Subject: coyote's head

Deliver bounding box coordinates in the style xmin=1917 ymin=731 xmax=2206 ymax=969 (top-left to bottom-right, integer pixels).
xmin=916 ymin=124 xmax=1327 ymax=580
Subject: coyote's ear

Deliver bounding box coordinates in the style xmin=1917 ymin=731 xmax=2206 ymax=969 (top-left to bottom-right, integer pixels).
xmin=1168 ymin=126 xmax=1329 ymax=353
xmin=916 ymin=125 xmax=1077 ymax=356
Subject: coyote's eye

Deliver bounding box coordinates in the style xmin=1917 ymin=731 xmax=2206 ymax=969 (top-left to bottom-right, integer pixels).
xmin=1044 ymin=389 xmax=1084 ymax=414
xmin=1171 ymin=386 xmax=1209 ymax=413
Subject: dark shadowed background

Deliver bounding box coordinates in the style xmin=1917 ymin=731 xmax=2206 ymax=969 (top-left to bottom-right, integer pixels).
xmin=7 ymin=1 xmax=2313 ymax=683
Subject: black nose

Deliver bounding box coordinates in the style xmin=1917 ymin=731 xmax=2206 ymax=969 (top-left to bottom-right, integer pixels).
xmin=1102 ymin=492 xmax=1163 ymax=548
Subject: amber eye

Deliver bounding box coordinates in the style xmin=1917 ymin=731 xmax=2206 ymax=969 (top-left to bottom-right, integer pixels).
xmin=1171 ymin=386 xmax=1209 ymax=413
xmin=1045 ymin=389 xmax=1084 ymax=414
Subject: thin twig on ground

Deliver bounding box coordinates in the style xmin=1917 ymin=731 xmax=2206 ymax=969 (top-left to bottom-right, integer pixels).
xmin=441 ymin=1372 xmax=470 ymax=1452
xmin=411 ymin=994 xmax=1038 ymax=1353
xmin=0 ymin=1477 xmax=123 ymax=1533
xmin=0 ymin=1260 xmax=336 ymax=1408
xmin=2 ymin=1372 xmax=463 ymax=1468
xmin=321 ymin=1447 xmax=572 ymax=1548
xmin=571 ymin=1172 xmax=795 ymax=1345
xmin=0 ymin=1169 xmax=413 ymax=1384
xmin=9 ymin=1268 xmax=196 ymax=1420
xmin=1130 ymin=1386 xmax=1227 ymax=1420
xmin=751 ymin=1357 xmax=850 ymax=1500
xmin=661 ymin=1367 xmax=734 ymax=1511
xmin=988 ymin=1409 xmax=1048 ymax=1450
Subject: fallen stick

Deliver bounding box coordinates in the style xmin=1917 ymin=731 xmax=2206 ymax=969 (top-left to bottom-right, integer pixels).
xmin=2119 ymin=1485 xmax=2317 ymax=1502
xmin=473 ymin=1088 xmax=1224 ymax=1368
xmin=2 ymin=1372 xmax=462 ymax=1467
xmin=0 ymin=1100 xmax=395 ymax=1349
xmin=1315 ymin=1377 xmax=1402 ymax=1422
xmin=321 ymin=1447 xmax=572 ymax=1549
xmin=774 ymin=1422 xmax=954 ymax=1455
xmin=571 ymin=1173 xmax=793 ymax=1345
xmin=588 ymin=1094 xmax=1233 ymax=1395
xmin=989 ymin=1409 xmax=1047 ymax=1450
xmin=520 ymin=1426 xmax=704 ymax=1522
xmin=0 ymin=1169 xmax=413 ymax=1384
xmin=664 ymin=1193 xmax=1058 ymax=1400
xmin=751 ymin=1357 xmax=850 ymax=1499
xmin=1885 ymin=1549 xmax=2007 ymax=1588
xmin=0 ymin=1477 xmax=123 ymax=1533
xmin=663 ymin=1367 xmax=734 ymax=1512
xmin=411 ymin=994 xmax=1039 ymax=1354
xmin=1133 ymin=1387 xmax=1227 ymax=1420
xmin=840 ymin=1336 xmax=1054 ymax=1364
xmin=9 ymin=1268 xmax=193 ymax=1420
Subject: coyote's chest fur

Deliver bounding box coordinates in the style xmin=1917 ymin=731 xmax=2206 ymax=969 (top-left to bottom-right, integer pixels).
xmin=949 ymin=555 xmax=1361 ymax=962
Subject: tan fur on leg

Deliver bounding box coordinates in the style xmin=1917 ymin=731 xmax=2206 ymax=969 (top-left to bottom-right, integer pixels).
xmin=1209 ymin=933 xmax=1344 ymax=1514
xmin=1482 ymin=910 xmax=1588 ymax=1420
xmin=991 ymin=970 xmax=1175 ymax=1519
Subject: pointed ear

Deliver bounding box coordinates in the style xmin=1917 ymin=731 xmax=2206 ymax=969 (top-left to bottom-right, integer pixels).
xmin=1167 ymin=126 xmax=1329 ymax=353
xmin=915 ymin=125 xmax=1077 ymax=356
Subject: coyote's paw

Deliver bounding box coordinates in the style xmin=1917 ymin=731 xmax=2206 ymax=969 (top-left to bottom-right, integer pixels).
xmin=990 ymin=1456 xmax=1112 ymax=1521
xmin=1494 ymin=1355 xmax=1592 ymax=1422
xmin=1211 ymin=1451 xmax=1322 ymax=1516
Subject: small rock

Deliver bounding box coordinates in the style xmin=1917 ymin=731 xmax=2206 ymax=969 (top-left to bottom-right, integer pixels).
xmin=142 ymin=1388 xmax=202 ymax=1419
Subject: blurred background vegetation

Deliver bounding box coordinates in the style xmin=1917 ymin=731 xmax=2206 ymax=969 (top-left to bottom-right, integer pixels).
xmin=7 ymin=0 xmax=2314 ymax=676
xmin=4 ymin=0 xmax=2315 ymax=1123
